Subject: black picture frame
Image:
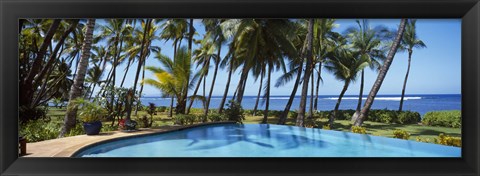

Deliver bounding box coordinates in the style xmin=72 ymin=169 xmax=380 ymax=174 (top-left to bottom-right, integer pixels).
xmin=1 ymin=0 xmax=479 ymax=175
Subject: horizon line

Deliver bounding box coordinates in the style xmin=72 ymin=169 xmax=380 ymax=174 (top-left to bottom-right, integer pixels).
xmin=141 ymin=93 xmax=462 ymax=97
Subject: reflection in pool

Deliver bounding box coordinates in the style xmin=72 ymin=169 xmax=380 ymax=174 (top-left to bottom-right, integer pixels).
xmin=74 ymin=123 xmax=461 ymax=157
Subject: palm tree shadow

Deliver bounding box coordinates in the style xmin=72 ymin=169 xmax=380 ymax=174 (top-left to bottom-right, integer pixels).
xmin=184 ymin=126 xmax=328 ymax=151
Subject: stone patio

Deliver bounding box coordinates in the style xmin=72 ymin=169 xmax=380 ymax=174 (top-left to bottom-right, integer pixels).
xmin=22 ymin=122 xmax=232 ymax=157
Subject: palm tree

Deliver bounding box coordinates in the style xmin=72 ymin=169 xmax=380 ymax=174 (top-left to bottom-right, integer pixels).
xmin=85 ymin=63 xmax=103 ymax=99
xmin=276 ymin=21 xmax=306 ymax=125
xmin=125 ymin=19 xmax=159 ymax=120
xmin=160 ymin=19 xmax=188 ymax=116
xmin=203 ymin=19 xmax=226 ymax=117
xmin=99 ymin=19 xmax=129 ymax=113
xmin=398 ymin=19 xmax=426 ymax=112
xmin=59 ymin=19 xmax=96 ymax=137
xmin=20 ymin=19 xmax=61 ymax=111
xmin=295 ymin=19 xmax=315 ymax=127
xmin=353 ymin=19 xmax=407 ymax=126
xmin=186 ymin=35 xmax=217 ymax=114
xmin=143 ymin=47 xmax=198 ymax=115
xmin=324 ymin=47 xmax=369 ymax=128
xmin=345 ymin=20 xmax=389 ymax=121
xmin=252 ymin=62 xmax=265 ymax=116
xmin=222 ymin=19 xmax=295 ymax=122
xmin=312 ymin=19 xmax=342 ymax=111
xmin=217 ymin=43 xmax=237 ymax=114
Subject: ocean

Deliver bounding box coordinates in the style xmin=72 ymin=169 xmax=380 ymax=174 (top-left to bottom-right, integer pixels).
xmin=140 ymin=94 xmax=461 ymax=116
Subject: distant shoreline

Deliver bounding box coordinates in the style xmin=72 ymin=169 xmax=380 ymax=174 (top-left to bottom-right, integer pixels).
xmin=141 ymin=94 xmax=462 ymax=98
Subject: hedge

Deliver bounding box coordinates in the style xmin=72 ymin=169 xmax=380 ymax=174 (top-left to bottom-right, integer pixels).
xmin=422 ymin=110 xmax=461 ymax=128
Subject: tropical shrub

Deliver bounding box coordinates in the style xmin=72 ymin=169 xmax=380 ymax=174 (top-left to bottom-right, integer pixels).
xmin=20 ymin=118 xmax=85 ymax=142
xmin=223 ymin=100 xmax=245 ymax=124
xmin=19 ymin=105 xmax=49 ymax=124
xmin=157 ymin=106 xmax=167 ymax=112
xmin=416 ymin=136 xmax=433 ymax=143
xmin=20 ymin=119 xmax=60 ymax=142
xmin=197 ymin=114 xmax=208 ymax=123
xmin=289 ymin=111 xmax=298 ymax=119
xmin=69 ymin=98 xmax=107 ymax=123
xmin=304 ymin=118 xmax=317 ymax=128
xmin=397 ymin=111 xmax=421 ymax=124
xmin=309 ymin=109 xmax=419 ymax=124
xmin=208 ymin=113 xmax=226 ymax=122
xmin=322 ymin=124 xmax=331 ymax=130
xmin=314 ymin=111 xmax=330 ymax=119
xmin=138 ymin=115 xmax=151 ymax=128
xmin=436 ymin=133 xmax=462 ymax=147
xmin=267 ymin=110 xmax=283 ymax=118
xmin=174 ymin=114 xmax=197 ymax=125
xmin=146 ymin=103 xmax=156 ymax=125
xmin=351 ymin=126 xmax=366 ymax=134
xmin=422 ymin=110 xmax=461 ymax=128
xmin=393 ymin=129 xmax=410 ymax=139
xmin=335 ymin=109 xmax=356 ymax=120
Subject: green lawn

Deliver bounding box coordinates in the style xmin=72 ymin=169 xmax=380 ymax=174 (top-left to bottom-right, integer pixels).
xmin=45 ymin=107 xmax=461 ymax=143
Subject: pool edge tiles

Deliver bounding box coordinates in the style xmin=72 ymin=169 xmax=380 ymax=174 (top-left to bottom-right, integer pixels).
xmin=73 ymin=124 xmax=461 ymax=158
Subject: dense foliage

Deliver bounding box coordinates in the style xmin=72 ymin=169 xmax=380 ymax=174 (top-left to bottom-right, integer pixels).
xmin=393 ymin=129 xmax=410 ymax=139
xmin=422 ymin=110 xmax=461 ymax=128
xmin=297 ymin=109 xmax=421 ymax=125
xmin=351 ymin=126 xmax=366 ymax=134
xmin=223 ymin=100 xmax=245 ymax=124
xmin=436 ymin=133 xmax=461 ymax=147
xmin=20 ymin=117 xmax=118 ymax=142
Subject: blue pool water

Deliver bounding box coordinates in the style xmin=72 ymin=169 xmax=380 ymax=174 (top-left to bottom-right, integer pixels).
xmin=74 ymin=124 xmax=461 ymax=157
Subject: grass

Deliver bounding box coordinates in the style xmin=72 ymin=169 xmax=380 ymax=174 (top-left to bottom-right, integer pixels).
xmin=44 ymin=107 xmax=461 ymax=143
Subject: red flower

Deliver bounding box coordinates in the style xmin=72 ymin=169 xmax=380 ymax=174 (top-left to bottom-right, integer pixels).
xmin=119 ymin=119 xmax=125 ymax=129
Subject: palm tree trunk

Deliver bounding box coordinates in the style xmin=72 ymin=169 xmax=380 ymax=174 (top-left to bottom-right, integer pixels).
xmin=351 ymin=69 xmax=365 ymax=122
xmin=203 ymin=74 xmax=207 ymax=108
xmin=399 ymin=51 xmax=412 ymax=112
xmin=72 ymin=54 xmax=80 ymax=82
xmin=308 ymin=69 xmax=314 ymax=119
xmin=187 ymin=74 xmax=203 ymax=114
xmin=120 ymin=59 xmax=132 ymax=87
xmin=167 ymin=40 xmax=178 ymax=117
xmin=261 ymin=65 xmax=272 ymax=124
xmin=314 ymin=61 xmax=322 ymax=111
xmin=236 ymin=63 xmax=250 ymax=104
xmin=181 ymin=19 xmax=195 ymax=114
xmin=88 ymin=84 xmax=97 ymax=99
xmin=21 ymin=19 xmax=61 ymax=108
xmin=353 ymin=19 xmax=407 ymax=126
xmin=218 ymin=63 xmax=233 ymax=113
xmin=126 ymin=19 xmax=151 ymax=120
xmin=253 ymin=72 xmax=264 ymax=116
xmin=168 ymin=97 xmax=174 ymax=117
xmin=295 ymin=19 xmax=314 ymax=127
xmin=277 ymin=64 xmax=303 ymax=125
xmin=32 ymin=21 xmax=79 ymax=107
xmin=204 ymin=46 xmax=221 ymax=117
xmin=59 ymin=19 xmax=95 ymax=137
xmin=34 ymin=20 xmax=79 ymax=90
xmin=329 ymin=80 xmax=350 ymax=127
xmin=134 ymin=60 xmax=146 ymax=116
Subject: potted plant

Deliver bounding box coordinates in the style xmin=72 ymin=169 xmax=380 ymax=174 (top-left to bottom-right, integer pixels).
xmin=70 ymin=98 xmax=107 ymax=135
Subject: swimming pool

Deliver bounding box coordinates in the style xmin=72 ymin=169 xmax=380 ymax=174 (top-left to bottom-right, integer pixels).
xmin=74 ymin=123 xmax=461 ymax=157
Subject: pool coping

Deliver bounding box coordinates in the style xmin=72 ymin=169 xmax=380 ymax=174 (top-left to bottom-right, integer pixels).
xmin=23 ymin=121 xmax=236 ymax=157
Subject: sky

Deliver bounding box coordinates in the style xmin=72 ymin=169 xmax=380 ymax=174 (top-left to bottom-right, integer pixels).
xmin=90 ymin=19 xmax=461 ymax=97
